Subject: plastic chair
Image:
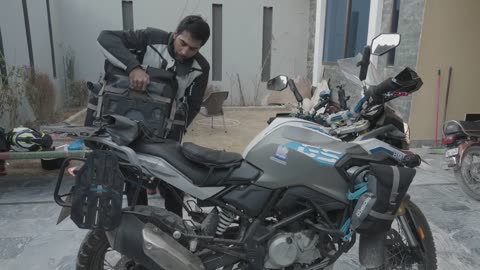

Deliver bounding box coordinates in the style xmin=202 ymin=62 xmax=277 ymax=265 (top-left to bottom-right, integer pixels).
xmin=199 ymin=91 xmax=229 ymax=132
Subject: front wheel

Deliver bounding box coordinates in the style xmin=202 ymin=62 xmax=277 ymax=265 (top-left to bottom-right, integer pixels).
xmin=367 ymin=201 xmax=437 ymax=270
xmin=455 ymin=146 xmax=480 ymax=200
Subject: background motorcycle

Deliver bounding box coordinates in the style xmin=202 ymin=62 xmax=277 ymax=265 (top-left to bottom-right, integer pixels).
xmin=443 ymin=120 xmax=480 ymax=200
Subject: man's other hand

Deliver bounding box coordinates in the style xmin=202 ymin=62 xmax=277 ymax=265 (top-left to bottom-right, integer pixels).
xmin=129 ymin=67 xmax=150 ymax=91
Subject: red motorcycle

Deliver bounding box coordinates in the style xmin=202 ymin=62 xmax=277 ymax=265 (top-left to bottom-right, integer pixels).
xmin=443 ymin=120 xmax=480 ymax=200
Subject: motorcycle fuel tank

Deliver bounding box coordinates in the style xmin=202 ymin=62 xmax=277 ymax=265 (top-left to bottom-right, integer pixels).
xmin=244 ymin=118 xmax=369 ymax=204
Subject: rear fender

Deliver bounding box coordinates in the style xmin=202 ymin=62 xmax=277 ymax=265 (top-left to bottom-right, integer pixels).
xmin=105 ymin=213 xmax=162 ymax=270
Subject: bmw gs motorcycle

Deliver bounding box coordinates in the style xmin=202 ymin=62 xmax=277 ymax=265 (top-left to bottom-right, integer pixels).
xmin=49 ymin=33 xmax=436 ymax=270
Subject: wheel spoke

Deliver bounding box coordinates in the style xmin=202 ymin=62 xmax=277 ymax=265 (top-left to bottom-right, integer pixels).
xmin=385 ymin=224 xmax=426 ymax=270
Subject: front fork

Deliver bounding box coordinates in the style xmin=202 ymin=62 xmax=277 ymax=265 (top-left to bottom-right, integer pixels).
xmin=396 ymin=198 xmax=419 ymax=248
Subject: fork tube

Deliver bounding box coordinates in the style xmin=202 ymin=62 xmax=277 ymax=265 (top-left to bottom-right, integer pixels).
xmin=398 ymin=215 xmax=418 ymax=247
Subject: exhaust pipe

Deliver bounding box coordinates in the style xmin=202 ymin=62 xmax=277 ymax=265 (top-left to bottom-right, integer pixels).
xmin=143 ymin=223 xmax=205 ymax=270
xmin=106 ymin=213 xmax=205 ymax=270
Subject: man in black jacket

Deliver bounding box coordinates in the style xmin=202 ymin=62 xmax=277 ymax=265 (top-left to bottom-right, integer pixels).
xmin=96 ymin=15 xmax=211 ymax=217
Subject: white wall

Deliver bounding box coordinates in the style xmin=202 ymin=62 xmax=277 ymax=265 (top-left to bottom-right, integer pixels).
xmin=27 ymin=0 xmax=54 ymax=77
xmin=51 ymin=0 xmax=123 ymax=82
xmin=0 ymin=0 xmax=30 ymax=68
xmin=133 ymin=0 xmax=311 ymax=105
xmin=1 ymin=0 xmax=311 ymax=111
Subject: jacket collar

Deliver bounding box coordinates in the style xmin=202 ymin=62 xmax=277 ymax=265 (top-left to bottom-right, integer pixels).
xmin=168 ymin=32 xmax=194 ymax=76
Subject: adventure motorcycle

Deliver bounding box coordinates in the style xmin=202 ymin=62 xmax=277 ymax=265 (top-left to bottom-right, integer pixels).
xmin=443 ymin=120 xmax=480 ymax=200
xmin=47 ymin=33 xmax=436 ymax=270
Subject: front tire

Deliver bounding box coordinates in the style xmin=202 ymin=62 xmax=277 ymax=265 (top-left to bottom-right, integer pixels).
xmin=455 ymin=146 xmax=480 ymax=200
xmin=366 ymin=201 xmax=437 ymax=270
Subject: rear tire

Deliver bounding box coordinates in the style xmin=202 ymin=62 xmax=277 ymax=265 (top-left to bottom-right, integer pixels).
xmin=455 ymin=146 xmax=480 ymax=200
xmin=76 ymin=230 xmax=109 ymax=270
xmin=76 ymin=230 xmax=134 ymax=270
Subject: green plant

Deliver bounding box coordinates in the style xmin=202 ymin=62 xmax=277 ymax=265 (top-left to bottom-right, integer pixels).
xmin=63 ymin=47 xmax=87 ymax=107
xmin=1 ymin=53 xmax=60 ymax=129
xmin=24 ymin=68 xmax=58 ymax=124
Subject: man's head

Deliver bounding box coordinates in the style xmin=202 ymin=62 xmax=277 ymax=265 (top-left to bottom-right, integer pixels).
xmin=173 ymin=15 xmax=210 ymax=62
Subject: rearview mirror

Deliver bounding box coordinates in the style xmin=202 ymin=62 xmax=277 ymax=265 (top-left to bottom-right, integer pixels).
xmin=371 ymin=33 xmax=401 ymax=56
xmin=267 ymin=75 xmax=288 ymax=91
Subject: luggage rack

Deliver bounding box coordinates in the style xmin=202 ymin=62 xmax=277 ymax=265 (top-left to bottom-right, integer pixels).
xmin=53 ymin=149 xmax=153 ymax=230
xmin=46 ymin=125 xmax=150 ymax=231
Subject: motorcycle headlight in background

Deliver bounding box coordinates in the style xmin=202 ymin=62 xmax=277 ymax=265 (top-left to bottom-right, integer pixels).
xmin=404 ymin=122 xmax=411 ymax=145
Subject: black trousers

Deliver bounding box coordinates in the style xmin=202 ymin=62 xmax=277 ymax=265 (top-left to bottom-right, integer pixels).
xmin=85 ymin=108 xmax=186 ymax=217
xmin=125 ymin=125 xmax=185 ymax=217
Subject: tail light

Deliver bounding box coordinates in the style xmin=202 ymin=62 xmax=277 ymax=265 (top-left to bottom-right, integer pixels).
xmin=392 ymin=91 xmax=409 ymax=97
xmin=442 ymin=134 xmax=456 ymax=145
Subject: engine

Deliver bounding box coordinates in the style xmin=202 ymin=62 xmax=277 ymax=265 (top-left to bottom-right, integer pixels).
xmin=264 ymin=230 xmax=322 ymax=269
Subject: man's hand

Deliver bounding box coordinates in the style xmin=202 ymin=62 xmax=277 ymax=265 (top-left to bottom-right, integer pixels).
xmin=129 ymin=67 xmax=150 ymax=91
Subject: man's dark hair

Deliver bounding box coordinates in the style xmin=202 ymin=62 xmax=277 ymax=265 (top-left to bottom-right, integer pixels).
xmin=176 ymin=15 xmax=210 ymax=45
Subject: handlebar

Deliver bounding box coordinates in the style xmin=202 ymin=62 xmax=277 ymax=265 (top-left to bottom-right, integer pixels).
xmin=402 ymin=153 xmax=421 ymax=168
xmin=313 ymin=99 xmax=330 ymax=111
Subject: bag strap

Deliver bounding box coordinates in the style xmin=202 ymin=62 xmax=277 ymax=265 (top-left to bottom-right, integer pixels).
xmin=148 ymin=44 xmax=168 ymax=70
xmin=389 ymin=166 xmax=401 ymax=209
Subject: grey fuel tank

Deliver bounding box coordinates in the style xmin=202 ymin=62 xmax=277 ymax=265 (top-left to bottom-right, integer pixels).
xmin=244 ymin=121 xmax=369 ymax=204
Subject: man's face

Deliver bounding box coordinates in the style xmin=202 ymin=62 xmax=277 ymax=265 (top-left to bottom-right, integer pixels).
xmin=173 ymin=31 xmax=203 ymax=62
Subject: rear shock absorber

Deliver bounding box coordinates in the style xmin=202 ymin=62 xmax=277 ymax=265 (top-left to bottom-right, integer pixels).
xmin=216 ymin=208 xmax=235 ymax=236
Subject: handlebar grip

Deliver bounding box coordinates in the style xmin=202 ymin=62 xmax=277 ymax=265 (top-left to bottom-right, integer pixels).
xmin=314 ymin=99 xmax=329 ymax=111
xmin=403 ymin=154 xmax=421 ymax=168
xmin=366 ymin=77 xmax=394 ymax=98
xmin=337 ymin=88 xmax=348 ymax=110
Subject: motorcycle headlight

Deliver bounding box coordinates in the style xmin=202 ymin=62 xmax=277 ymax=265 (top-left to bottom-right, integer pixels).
xmin=404 ymin=122 xmax=411 ymax=144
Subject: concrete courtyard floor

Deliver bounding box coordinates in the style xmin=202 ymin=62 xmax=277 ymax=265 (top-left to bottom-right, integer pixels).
xmin=1 ymin=107 xmax=479 ymax=269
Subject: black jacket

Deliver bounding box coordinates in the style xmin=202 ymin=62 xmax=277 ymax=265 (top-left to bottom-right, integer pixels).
xmin=97 ymin=27 xmax=210 ymax=127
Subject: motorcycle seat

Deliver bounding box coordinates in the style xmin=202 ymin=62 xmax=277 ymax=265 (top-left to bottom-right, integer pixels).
xmin=458 ymin=121 xmax=480 ymax=134
xmin=445 ymin=120 xmax=480 ymax=137
xmin=181 ymin=142 xmax=243 ymax=167
xmin=131 ymin=140 xmax=261 ymax=187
